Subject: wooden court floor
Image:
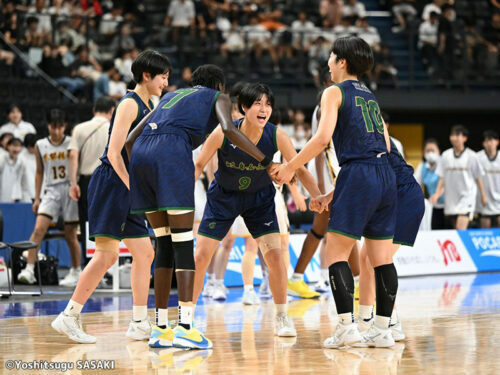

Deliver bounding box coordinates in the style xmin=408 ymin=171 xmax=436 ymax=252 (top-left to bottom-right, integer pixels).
xmin=1 ymin=273 xmax=499 ymax=374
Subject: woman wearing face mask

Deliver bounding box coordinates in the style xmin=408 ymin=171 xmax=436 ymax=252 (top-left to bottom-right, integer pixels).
xmin=414 ymin=138 xmax=445 ymax=229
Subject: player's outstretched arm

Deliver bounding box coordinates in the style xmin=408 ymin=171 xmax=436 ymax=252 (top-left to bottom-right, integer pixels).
xmin=273 ymin=85 xmax=341 ymax=184
xmin=125 ymin=106 xmax=159 ymax=159
xmin=215 ymin=94 xmax=267 ymax=163
xmin=194 ymin=126 xmax=223 ymax=180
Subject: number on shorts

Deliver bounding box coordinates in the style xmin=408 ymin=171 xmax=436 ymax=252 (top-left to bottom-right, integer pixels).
xmin=238 ymin=176 xmax=251 ymax=190
xmin=355 ymin=96 xmax=384 ymax=134
xmin=51 ymin=166 xmax=66 ymax=179
xmin=162 ymin=88 xmax=198 ymax=109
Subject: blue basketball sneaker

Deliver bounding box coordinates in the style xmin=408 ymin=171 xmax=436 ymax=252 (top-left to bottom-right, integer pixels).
xmin=149 ymin=325 xmax=174 ymax=348
xmin=173 ymin=326 xmax=213 ymax=349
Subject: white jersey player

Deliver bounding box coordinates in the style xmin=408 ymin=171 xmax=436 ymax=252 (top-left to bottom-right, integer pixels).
xmin=477 ymin=131 xmax=500 ymax=228
xmin=18 ymin=109 xmax=82 ymax=287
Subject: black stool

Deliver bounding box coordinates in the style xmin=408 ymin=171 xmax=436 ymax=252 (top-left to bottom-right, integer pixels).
xmin=0 ymin=241 xmax=42 ymax=297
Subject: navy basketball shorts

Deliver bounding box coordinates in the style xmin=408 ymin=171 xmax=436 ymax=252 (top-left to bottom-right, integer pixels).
xmin=393 ymin=181 xmax=425 ymax=246
xmin=130 ymin=130 xmax=195 ymax=214
xmin=328 ymin=158 xmax=397 ymax=240
xmin=88 ymin=163 xmax=149 ymax=240
xmin=198 ymin=183 xmax=279 ymax=241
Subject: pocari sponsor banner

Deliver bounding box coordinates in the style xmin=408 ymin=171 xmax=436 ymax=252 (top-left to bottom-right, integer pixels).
xmin=457 ymin=228 xmax=500 ymax=272
xmin=394 ymin=230 xmax=477 ymax=276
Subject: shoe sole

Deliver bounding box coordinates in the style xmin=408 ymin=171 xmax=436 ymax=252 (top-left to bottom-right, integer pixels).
xmin=173 ymin=338 xmax=212 ymax=350
xmin=149 ymin=338 xmax=173 ymax=348
xmin=51 ymin=318 xmax=96 ymax=344
xmin=287 ymin=289 xmax=320 ymax=299
xmin=18 ymin=276 xmax=35 ymax=285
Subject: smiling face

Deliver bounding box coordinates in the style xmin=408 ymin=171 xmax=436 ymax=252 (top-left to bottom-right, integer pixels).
xmin=328 ymin=52 xmax=344 ymax=83
xmin=243 ymin=94 xmax=273 ymax=129
xmin=144 ymin=72 xmax=169 ymax=97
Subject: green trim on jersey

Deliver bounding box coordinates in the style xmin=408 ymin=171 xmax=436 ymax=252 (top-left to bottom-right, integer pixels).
xmin=210 ymin=91 xmax=222 ymax=115
xmin=363 ymin=234 xmax=394 ymax=240
xmin=335 ymin=84 xmax=345 ymax=111
xmin=197 ymin=231 xmax=223 ymax=241
xmin=130 ymin=206 xmax=195 ymax=214
xmin=222 ymin=136 xmax=227 ymax=149
xmin=273 ymin=125 xmax=278 ymax=152
xmin=253 ymin=230 xmax=280 ymax=239
xmin=328 ymin=228 xmax=361 ymax=240
xmin=393 ymin=240 xmax=414 ymax=247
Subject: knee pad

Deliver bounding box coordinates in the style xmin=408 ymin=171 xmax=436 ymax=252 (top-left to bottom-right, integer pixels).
xmin=171 ymin=228 xmax=195 ymax=270
xmin=374 ymin=263 xmax=398 ymax=317
xmin=155 ymin=234 xmax=174 ymax=269
xmin=257 ymin=233 xmax=281 ymax=255
xmin=328 ymin=261 xmax=354 ymax=314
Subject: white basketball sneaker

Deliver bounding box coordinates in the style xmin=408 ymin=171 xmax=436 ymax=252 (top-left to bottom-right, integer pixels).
xmin=390 ymin=321 xmax=406 ymax=341
xmin=51 ymin=312 xmax=96 ymax=344
xmin=242 ymin=289 xmax=261 ymax=305
xmin=357 ymin=317 xmax=373 ymax=333
xmin=323 ymin=323 xmax=362 ymax=349
xmin=17 ymin=267 xmax=36 ymax=284
xmin=59 ymin=268 xmax=81 ymax=287
xmin=202 ymin=279 xmax=215 ymax=298
xmin=353 ymin=324 xmax=395 ymax=348
xmin=126 ymin=318 xmax=152 ymax=340
xmin=212 ymin=283 xmax=227 ymax=301
xmin=274 ymin=314 xmax=297 ymax=337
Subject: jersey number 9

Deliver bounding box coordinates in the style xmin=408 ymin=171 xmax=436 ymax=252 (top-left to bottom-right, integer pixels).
xmin=238 ymin=176 xmax=251 ymax=190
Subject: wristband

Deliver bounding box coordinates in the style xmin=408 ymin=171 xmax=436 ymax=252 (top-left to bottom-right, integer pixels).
xmin=261 ymin=156 xmax=271 ymax=167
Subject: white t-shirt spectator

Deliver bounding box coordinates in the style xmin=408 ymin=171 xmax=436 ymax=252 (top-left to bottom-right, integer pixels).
xmin=242 ymin=24 xmax=270 ymax=45
xmin=108 ymin=80 xmax=127 ymax=98
xmin=436 ymin=148 xmax=484 ymax=215
xmin=100 ymin=13 xmax=124 ymax=35
xmin=291 ymin=19 xmax=317 ymax=47
xmin=418 ymin=20 xmax=438 ymax=48
xmin=167 ymin=0 xmax=195 ymax=27
xmin=343 ymin=1 xmax=367 ymax=18
xmin=357 ymin=25 xmax=381 ymax=48
xmin=0 ymin=120 xmax=36 ymax=141
xmin=422 ymin=3 xmax=441 ymax=21
xmin=476 ymin=150 xmax=500 ymax=215
xmin=0 ymin=154 xmax=30 ymax=202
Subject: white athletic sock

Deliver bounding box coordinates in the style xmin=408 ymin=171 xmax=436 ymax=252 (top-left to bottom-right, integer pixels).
xmin=217 ymin=279 xmax=225 ymax=287
xmin=374 ymin=315 xmax=391 ymax=329
xmin=179 ymin=305 xmax=193 ymax=329
xmin=339 ymin=312 xmax=354 ymax=325
xmin=133 ymin=305 xmax=148 ymax=321
xmin=275 ymin=303 xmax=287 ymax=316
xmin=207 ymin=273 xmax=215 ymax=281
xmin=244 ymin=285 xmax=254 ymax=292
xmin=291 ymin=272 xmax=303 ymax=282
xmin=358 ymin=304 xmax=374 ymax=321
xmin=390 ymin=307 xmax=399 ymax=325
xmin=321 ymin=268 xmax=329 ymax=281
xmin=156 ymin=308 xmax=168 ymax=328
xmin=26 ymin=263 xmax=35 ymax=273
xmin=64 ymin=299 xmax=83 ymax=316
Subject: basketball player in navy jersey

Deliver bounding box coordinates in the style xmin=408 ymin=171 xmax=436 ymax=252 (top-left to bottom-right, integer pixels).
xmin=274 ymin=36 xmax=399 ymax=348
xmin=52 ymin=50 xmax=171 ymax=344
xmin=126 ymin=65 xmax=278 ymax=349
xmin=192 ymin=83 xmax=323 ymax=339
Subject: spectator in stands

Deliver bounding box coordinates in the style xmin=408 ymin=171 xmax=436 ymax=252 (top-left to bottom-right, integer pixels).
xmin=99 ymin=3 xmax=124 ymax=38
xmin=356 ymin=17 xmax=381 ymax=51
xmin=242 ymin=15 xmax=272 ymax=59
xmin=114 ymin=47 xmax=138 ymax=83
xmin=22 ymin=133 xmax=37 ymax=202
xmin=308 ymin=36 xmax=331 ymax=87
xmin=482 ymin=13 xmax=500 ymax=77
xmin=59 ymin=45 xmax=101 ymax=97
xmin=27 ymin=0 xmax=52 ymax=39
xmin=25 ymin=16 xmax=45 ymax=48
xmin=48 ymin=0 xmax=73 ymax=20
xmin=0 ymin=104 xmax=36 ymax=141
xmin=437 ymin=4 xmax=458 ymax=81
xmin=291 ymin=11 xmax=317 ymax=50
xmin=373 ymin=43 xmax=398 ymax=89
xmin=464 ymin=18 xmax=490 ymax=79
xmin=343 ymin=0 xmax=367 ymax=22
xmin=164 ymin=0 xmax=196 ymax=43
xmin=174 ymin=66 xmax=193 ymax=89
xmin=39 ymin=43 xmax=67 ymax=80
xmin=110 ymin=22 xmax=136 ymax=55
xmin=0 ymin=48 xmax=15 ymax=66
xmin=0 ymin=132 xmax=13 ymax=159
xmin=419 ymin=11 xmax=439 ymax=74
xmin=431 ymin=125 xmax=487 ymax=230
xmin=415 ymin=138 xmax=446 ymax=229
xmin=477 ymin=130 xmax=500 ymax=228
xmin=2 ymin=12 xmax=24 ymax=47
xmin=391 ymin=0 xmax=417 ymax=33
xmin=319 ymin=0 xmax=343 ymax=27
xmin=333 ymin=16 xmax=358 ymax=39
xmin=382 ymin=112 xmax=404 ymax=157
xmin=93 ymin=60 xmax=121 ymax=101
xmin=220 ymin=19 xmax=245 ymax=58
xmin=68 ymin=96 xmax=115 ymax=258
xmin=291 ymin=110 xmax=311 ymax=151
xmin=0 ymin=137 xmax=30 ymax=202
xmin=422 ymin=0 xmax=443 ymax=22
xmin=108 ymin=68 xmax=127 ymax=99
xmin=54 ymin=20 xmax=82 ymax=48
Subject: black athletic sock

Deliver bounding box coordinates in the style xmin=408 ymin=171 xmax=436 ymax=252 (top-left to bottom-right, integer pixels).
xmin=374 ymin=263 xmax=398 ymax=317
xmin=328 ymin=261 xmax=355 ymax=315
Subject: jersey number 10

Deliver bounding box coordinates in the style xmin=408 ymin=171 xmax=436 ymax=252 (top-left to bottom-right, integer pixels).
xmin=355 ymin=96 xmax=384 ymax=135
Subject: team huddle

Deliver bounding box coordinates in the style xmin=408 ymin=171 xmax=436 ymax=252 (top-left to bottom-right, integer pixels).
xmin=50 ymin=36 xmax=425 ymax=350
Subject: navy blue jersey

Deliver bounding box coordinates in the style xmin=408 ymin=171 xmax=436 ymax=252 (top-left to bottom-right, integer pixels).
xmin=388 ymin=139 xmax=415 ymax=185
xmin=332 ymin=80 xmax=388 ymax=165
xmin=215 ymin=119 xmax=278 ymax=193
xmin=100 ymin=91 xmax=153 ymax=169
xmin=141 ymin=86 xmax=220 ymax=149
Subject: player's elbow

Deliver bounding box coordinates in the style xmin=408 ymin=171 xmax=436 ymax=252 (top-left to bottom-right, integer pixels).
xmin=316 ymin=134 xmax=330 ymax=149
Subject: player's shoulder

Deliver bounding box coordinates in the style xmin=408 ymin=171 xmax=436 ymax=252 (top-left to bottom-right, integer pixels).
xmin=441 ymin=148 xmax=453 ymax=158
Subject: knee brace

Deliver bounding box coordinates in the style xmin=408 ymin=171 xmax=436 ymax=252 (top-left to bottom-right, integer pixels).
xmin=257 ymin=234 xmax=281 ymax=254
xmin=374 ymin=263 xmax=398 ymax=317
xmin=328 ymin=261 xmax=354 ymax=314
xmin=171 ymin=228 xmax=195 ymax=271
xmin=154 ymin=227 xmax=174 ymax=269
xmin=310 ymin=229 xmax=324 ymax=240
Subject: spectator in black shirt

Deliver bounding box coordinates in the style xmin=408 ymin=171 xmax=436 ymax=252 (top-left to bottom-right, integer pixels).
xmin=482 ymin=13 xmax=500 ymax=75
xmin=437 ymin=4 xmax=457 ymax=81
